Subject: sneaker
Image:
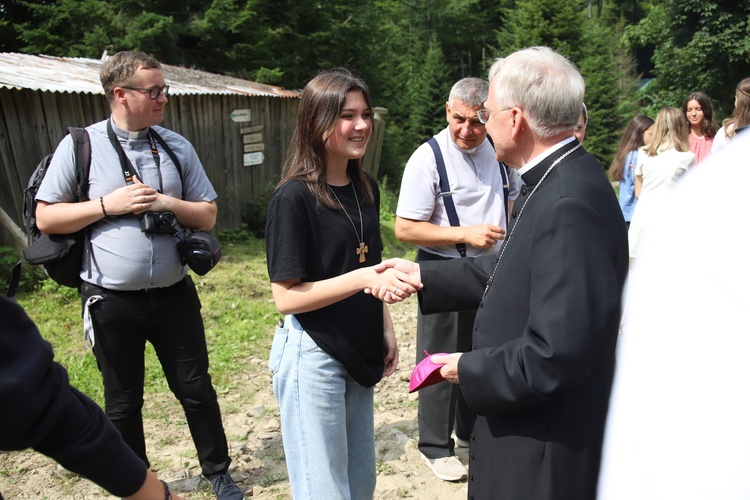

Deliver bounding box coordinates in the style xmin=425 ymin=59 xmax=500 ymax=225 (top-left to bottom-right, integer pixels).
xmin=421 ymin=453 xmax=468 ymax=481
xmin=208 ymin=473 xmax=244 ymax=499
xmin=454 ymin=435 xmax=470 ymax=448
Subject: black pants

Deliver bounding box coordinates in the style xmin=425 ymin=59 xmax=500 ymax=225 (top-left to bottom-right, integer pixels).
xmin=81 ymin=276 xmax=230 ymax=478
xmin=416 ymin=250 xmax=477 ymax=459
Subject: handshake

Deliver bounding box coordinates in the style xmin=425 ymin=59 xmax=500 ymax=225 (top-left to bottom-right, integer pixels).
xmin=364 ymin=258 xmax=463 ymax=383
xmin=364 ymin=258 xmax=423 ymax=304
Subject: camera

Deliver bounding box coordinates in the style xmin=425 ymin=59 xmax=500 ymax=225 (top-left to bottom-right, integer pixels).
xmin=139 ymin=211 xmax=178 ymax=235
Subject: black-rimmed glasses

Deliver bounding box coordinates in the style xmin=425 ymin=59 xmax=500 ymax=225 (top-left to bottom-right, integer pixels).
xmin=121 ymin=85 xmax=170 ymax=100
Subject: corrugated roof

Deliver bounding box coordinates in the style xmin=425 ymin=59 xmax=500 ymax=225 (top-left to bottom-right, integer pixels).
xmin=0 ymin=52 xmax=299 ymax=98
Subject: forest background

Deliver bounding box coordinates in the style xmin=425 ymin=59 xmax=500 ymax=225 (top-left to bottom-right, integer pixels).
xmin=2 ymin=0 xmax=750 ymax=186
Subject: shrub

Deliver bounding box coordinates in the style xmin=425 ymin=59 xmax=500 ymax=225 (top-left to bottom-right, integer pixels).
xmin=0 ymin=246 xmax=47 ymax=294
xmin=241 ymin=182 xmax=277 ymax=238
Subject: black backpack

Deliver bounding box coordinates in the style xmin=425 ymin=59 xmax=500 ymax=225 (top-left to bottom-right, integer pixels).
xmin=7 ymin=127 xmax=91 ymax=298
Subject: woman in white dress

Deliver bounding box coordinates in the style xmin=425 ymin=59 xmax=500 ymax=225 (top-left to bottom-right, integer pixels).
xmin=629 ymin=107 xmax=696 ymax=259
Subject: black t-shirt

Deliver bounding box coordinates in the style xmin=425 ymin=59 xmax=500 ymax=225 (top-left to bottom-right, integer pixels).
xmin=265 ymin=175 xmax=385 ymax=387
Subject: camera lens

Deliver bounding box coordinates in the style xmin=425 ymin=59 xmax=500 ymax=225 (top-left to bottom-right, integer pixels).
xmin=158 ymin=211 xmax=177 ymax=227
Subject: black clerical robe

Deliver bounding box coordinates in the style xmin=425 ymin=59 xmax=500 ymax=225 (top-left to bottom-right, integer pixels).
xmin=419 ymin=140 xmax=629 ymax=500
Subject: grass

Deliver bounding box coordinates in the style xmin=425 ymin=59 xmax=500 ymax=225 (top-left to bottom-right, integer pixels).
xmin=15 ymin=236 xmax=280 ymax=406
xmin=12 ymin=216 xmax=413 ymax=409
xmin=2 ymin=213 xmax=414 ymax=496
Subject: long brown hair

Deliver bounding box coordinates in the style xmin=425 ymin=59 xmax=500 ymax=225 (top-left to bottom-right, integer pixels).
xmin=644 ymin=107 xmax=690 ymax=157
xmin=278 ymin=68 xmax=374 ymax=209
xmin=682 ymin=91 xmax=719 ymax=138
xmin=609 ymin=115 xmax=654 ymax=181
xmin=724 ymin=78 xmax=750 ymax=139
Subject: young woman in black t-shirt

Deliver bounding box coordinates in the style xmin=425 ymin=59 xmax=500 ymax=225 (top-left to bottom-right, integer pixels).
xmin=265 ymin=69 xmax=419 ymax=499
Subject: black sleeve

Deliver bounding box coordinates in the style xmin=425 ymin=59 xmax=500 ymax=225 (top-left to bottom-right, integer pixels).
xmin=0 ymin=297 xmax=147 ymax=497
xmin=418 ymin=254 xmax=497 ymax=314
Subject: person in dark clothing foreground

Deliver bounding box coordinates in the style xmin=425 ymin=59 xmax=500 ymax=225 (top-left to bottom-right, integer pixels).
xmin=0 ymin=296 xmax=184 ymax=500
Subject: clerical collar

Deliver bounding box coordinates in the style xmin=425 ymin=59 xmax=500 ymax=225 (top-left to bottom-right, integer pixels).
xmin=449 ymin=135 xmax=485 ymax=155
xmin=109 ymin=117 xmax=149 ymax=140
xmin=518 ymin=136 xmax=577 ymax=178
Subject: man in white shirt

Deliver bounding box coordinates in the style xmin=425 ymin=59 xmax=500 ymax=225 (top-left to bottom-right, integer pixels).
xmin=395 ymin=77 xmax=519 ymax=482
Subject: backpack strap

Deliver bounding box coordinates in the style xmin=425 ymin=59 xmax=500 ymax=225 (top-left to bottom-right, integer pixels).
xmin=7 ymin=262 xmax=21 ymax=299
xmin=68 ymin=127 xmax=93 ymax=281
xmin=427 ymin=137 xmax=466 ymax=257
xmin=68 ymin=127 xmax=91 ymax=202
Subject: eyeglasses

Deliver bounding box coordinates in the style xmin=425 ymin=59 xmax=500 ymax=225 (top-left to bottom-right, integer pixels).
xmin=477 ymin=106 xmax=513 ymax=124
xmin=121 ymin=85 xmax=170 ymax=100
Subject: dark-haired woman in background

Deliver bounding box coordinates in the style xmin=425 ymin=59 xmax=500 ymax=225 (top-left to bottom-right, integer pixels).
xmin=682 ymin=91 xmax=718 ymax=164
xmin=609 ymin=115 xmax=654 ymax=229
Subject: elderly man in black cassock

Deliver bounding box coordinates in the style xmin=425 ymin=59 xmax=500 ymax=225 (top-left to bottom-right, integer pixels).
xmin=372 ymin=46 xmax=629 ymax=499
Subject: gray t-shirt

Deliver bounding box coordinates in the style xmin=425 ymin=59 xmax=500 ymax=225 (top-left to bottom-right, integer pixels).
xmin=36 ymin=118 xmax=217 ymax=290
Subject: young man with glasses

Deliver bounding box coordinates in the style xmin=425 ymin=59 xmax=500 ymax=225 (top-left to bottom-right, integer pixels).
xmin=394 ymin=77 xmax=519 ymax=482
xmin=35 ymin=51 xmax=243 ymax=499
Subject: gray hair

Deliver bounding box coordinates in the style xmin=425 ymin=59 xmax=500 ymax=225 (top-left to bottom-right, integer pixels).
xmin=488 ymin=58 xmax=504 ymax=81
xmin=448 ymin=77 xmax=489 ymax=108
xmin=488 ymin=46 xmax=585 ymax=139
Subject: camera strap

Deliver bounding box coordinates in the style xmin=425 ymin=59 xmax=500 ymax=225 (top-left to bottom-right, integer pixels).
xmin=107 ymin=119 xmax=167 ymax=193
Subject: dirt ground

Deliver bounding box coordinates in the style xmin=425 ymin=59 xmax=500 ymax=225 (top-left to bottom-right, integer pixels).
xmin=0 ymin=300 xmax=470 ymax=499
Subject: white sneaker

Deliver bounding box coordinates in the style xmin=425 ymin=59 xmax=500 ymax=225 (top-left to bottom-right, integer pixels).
xmin=421 ymin=453 xmax=468 ymax=481
xmin=454 ymin=435 xmax=470 ymax=448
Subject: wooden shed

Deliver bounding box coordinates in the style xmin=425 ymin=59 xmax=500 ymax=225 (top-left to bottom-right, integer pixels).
xmin=0 ymin=52 xmax=304 ymax=250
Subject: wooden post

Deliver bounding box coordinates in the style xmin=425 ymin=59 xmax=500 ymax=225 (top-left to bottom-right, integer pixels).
xmin=0 ymin=206 xmax=27 ymax=252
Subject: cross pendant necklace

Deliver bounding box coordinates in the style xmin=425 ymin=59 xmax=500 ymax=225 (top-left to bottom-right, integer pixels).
xmin=330 ymin=179 xmax=368 ymax=263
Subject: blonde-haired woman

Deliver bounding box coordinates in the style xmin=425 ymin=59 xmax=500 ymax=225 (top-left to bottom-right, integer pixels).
xmin=628 ymin=107 xmax=696 ymax=259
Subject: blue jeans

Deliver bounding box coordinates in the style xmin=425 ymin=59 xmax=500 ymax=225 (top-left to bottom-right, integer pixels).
xmin=269 ymin=315 xmax=376 ymax=500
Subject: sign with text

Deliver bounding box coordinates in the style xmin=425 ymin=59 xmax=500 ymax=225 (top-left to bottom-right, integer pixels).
xmin=244 ymin=143 xmax=265 ymax=153
xmin=240 ymin=125 xmax=264 ymax=134
xmin=230 ymin=109 xmax=252 ymax=122
xmin=243 ymin=152 xmax=265 ymax=166
xmin=242 ymin=133 xmax=263 ymax=144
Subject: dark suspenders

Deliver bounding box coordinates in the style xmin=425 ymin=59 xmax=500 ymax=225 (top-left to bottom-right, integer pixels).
xmin=427 ymin=136 xmax=509 ymax=258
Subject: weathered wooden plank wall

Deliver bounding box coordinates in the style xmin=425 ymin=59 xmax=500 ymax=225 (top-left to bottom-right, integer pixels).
xmin=0 ymin=88 xmax=300 ymax=243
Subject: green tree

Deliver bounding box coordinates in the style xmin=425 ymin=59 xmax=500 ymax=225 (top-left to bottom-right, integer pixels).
xmin=8 ymin=0 xmax=655 ymax=186
xmin=578 ymin=4 xmax=642 ymax=168
xmin=579 ymin=17 xmax=639 ymax=168
xmin=18 ymin=0 xmax=119 ymax=57
xmin=495 ymin=0 xmax=585 ymax=61
xmin=0 ymin=0 xmax=37 ymax=51
xmin=493 ymin=0 xmax=639 ymax=167
xmin=625 ymin=0 xmax=750 ymax=118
